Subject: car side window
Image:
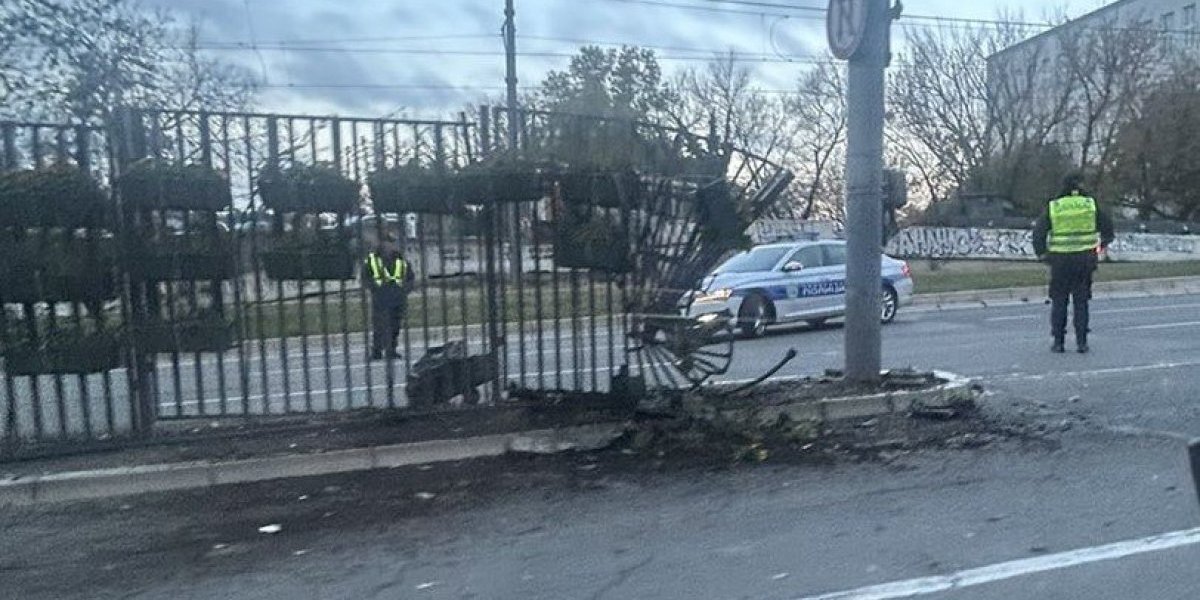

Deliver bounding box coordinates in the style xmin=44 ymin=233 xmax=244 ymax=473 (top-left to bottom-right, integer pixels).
xmin=788 ymin=246 xmax=824 ymax=270
xmin=822 ymin=243 xmax=847 ymax=267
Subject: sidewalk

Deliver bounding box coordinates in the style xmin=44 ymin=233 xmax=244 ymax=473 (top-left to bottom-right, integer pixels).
xmin=0 ymin=371 xmax=976 ymax=507
xmin=0 ymin=401 xmax=634 ymax=507
xmin=910 ymin=275 xmax=1200 ymax=310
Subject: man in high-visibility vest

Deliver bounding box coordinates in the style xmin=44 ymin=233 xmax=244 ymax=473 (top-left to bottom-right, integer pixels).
xmin=364 ymin=239 xmax=415 ymax=360
xmin=1033 ymin=174 xmax=1114 ymax=354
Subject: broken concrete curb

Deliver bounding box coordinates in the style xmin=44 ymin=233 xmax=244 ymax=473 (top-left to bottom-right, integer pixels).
xmin=705 ymin=371 xmax=978 ymax=429
xmin=0 ymin=424 xmax=625 ymax=507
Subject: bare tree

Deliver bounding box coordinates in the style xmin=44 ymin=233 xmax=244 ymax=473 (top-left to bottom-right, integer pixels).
xmin=673 ymin=52 xmax=791 ymax=163
xmin=0 ymin=0 xmax=255 ymax=123
xmin=785 ymin=61 xmax=847 ymax=220
xmin=1112 ymin=64 xmax=1200 ymax=221
xmin=1056 ymin=14 xmax=1160 ymax=186
xmin=888 ymin=16 xmax=1072 ymax=208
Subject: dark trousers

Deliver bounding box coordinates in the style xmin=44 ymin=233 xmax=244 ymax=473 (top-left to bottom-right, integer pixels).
xmin=371 ymin=301 xmax=405 ymax=356
xmin=1048 ymin=253 xmax=1095 ymax=342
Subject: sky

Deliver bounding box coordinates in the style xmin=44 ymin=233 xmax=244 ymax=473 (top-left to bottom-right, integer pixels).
xmin=145 ymin=0 xmax=1112 ymax=119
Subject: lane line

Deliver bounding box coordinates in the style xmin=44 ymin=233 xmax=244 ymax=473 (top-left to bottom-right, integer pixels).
xmin=1124 ymin=320 xmax=1200 ymax=331
xmin=987 ymin=360 xmax=1200 ymax=382
xmin=795 ymin=527 xmax=1200 ymax=600
xmin=987 ymin=302 xmax=1200 ymax=322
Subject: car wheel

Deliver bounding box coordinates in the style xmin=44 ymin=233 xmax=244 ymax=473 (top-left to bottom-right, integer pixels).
xmin=806 ymin=318 xmax=828 ymax=329
xmin=881 ymin=286 xmax=899 ymax=324
xmin=738 ymin=293 xmax=772 ymax=338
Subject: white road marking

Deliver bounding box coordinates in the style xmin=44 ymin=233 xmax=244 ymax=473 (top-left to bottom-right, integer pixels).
xmin=990 ymin=360 xmax=1200 ymax=382
xmin=1124 ymin=320 xmax=1200 ymax=331
xmin=985 ymin=314 xmax=1038 ymax=322
xmin=160 ymin=365 xmax=621 ymax=409
xmin=986 ymin=302 xmax=1200 ymax=322
xmin=795 ymin=527 xmax=1200 ymax=600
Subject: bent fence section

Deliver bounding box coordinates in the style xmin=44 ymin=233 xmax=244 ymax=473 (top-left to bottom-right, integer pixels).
xmin=0 ymin=107 xmax=792 ymax=458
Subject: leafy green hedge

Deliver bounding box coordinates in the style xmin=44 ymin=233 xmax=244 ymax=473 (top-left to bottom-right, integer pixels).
xmin=369 ymin=165 xmax=461 ymax=214
xmin=559 ymin=169 xmax=640 ymax=209
xmin=0 ymin=235 xmax=117 ymax=303
xmin=554 ymin=215 xmax=632 ymax=273
xmin=134 ymin=313 xmax=236 ymax=354
xmin=119 ymin=160 xmax=232 ymax=212
xmin=259 ymin=163 xmax=360 ymax=214
xmin=3 ymin=329 xmax=124 ymax=375
xmin=0 ymin=165 xmax=110 ymax=228
xmin=261 ymin=229 xmax=355 ymax=280
xmin=126 ymin=233 xmax=237 ymax=281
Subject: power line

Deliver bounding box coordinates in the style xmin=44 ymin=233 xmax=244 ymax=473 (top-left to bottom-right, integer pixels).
xmin=241 ymin=0 xmax=269 ymax=85
xmin=193 ymin=43 xmax=840 ymax=65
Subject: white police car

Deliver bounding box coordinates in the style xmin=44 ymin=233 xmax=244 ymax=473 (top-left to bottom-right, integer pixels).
xmin=686 ymin=240 xmax=914 ymax=338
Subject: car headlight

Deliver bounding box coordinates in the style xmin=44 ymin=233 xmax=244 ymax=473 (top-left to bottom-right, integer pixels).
xmin=695 ymin=288 xmax=734 ymax=303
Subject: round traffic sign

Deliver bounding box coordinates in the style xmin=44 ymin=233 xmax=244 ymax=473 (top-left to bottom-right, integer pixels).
xmin=827 ymin=0 xmax=868 ymax=60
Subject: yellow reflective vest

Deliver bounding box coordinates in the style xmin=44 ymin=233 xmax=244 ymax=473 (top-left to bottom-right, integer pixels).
xmin=1048 ymin=195 xmax=1099 ymax=254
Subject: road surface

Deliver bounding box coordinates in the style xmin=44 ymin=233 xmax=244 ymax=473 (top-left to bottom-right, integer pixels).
xmin=3 ymin=293 xmax=1200 ymax=599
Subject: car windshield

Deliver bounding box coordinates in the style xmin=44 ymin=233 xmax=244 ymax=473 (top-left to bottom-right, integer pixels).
xmin=715 ymin=246 xmax=791 ymax=273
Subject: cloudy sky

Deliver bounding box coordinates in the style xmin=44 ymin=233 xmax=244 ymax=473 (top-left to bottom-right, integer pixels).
xmin=146 ymin=0 xmax=1111 ymax=118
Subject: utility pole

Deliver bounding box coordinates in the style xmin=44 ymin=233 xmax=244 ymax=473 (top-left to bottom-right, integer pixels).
xmin=502 ymin=0 xmax=524 ymax=304
xmin=829 ymin=0 xmax=895 ymax=382
xmin=504 ymin=0 xmax=519 ymax=149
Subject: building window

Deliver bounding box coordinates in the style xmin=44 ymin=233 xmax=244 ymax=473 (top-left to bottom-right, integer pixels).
xmin=1163 ymin=12 xmax=1177 ymax=50
xmin=1185 ymin=5 xmax=1197 ymax=48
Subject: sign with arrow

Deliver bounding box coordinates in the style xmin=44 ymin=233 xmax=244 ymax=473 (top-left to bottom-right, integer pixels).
xmin=827 ymin=0 xmax=868 ymax=60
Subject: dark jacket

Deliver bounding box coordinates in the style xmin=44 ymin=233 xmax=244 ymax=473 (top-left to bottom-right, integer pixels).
xmin=1032 ymin=196 xmax=1115 ymax=257
xmin=363 ymin=251 xmax=416 ymax=307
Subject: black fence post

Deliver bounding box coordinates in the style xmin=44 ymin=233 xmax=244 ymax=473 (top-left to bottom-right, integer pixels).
xmin=1190 ymin=439 xmax=1200 ymax=512
xmin=112 ymin=108 xmax=156 ymax=435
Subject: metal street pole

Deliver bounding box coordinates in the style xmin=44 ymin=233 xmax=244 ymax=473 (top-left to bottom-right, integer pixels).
xmin=504 ymin=0 xmax=520 ymax=148
xmin=842 ymin=0 xmax=892 ymax=382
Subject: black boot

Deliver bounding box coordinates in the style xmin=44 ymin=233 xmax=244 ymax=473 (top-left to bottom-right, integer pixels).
xmin=1051 ymin=339 xmax=1065 ymax=354
xmin=1076 ymin=338 xmax=1089 ymax=354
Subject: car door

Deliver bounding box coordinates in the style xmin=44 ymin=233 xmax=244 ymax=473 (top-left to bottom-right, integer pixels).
xmin=777 ymin=244 xmax=827 ymax=320
xmin=819 ymin=242 xmax=849 ymax=316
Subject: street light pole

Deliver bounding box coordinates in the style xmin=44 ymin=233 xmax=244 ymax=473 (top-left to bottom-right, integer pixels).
xmin=504 ymin=0 xmax=520 ymax=148
xmin=842 ymin=0 xmax=892 ymax=382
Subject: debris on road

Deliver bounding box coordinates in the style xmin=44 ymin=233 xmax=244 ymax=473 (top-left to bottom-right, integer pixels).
xmin=415 ymin=492 xmax=436 ymax=501
xmin=257 ymin=524 xmax=282 ymax=534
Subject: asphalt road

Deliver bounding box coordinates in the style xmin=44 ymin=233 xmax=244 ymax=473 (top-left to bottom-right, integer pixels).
xmin=3 ymin=292 xmax=1200 ymax=599
xmin=11 ymin=292 xmax=1200 ymax=441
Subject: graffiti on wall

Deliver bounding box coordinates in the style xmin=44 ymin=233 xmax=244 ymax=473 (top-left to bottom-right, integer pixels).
xmin=886 ymin=227 xmax=1036 ymax=260
xmin=886 ymin=227 xmax=1199 ymax=262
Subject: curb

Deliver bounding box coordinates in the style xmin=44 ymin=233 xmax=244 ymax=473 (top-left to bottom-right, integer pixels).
xmin=910 ymin=276 xmax=1200 ymax=311
xmin=710 ymin=371 xmax=977 ymax=427
xmin=0 ymin=424 xmax=626 ymax=507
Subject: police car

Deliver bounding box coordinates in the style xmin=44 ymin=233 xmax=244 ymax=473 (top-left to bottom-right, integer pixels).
xmin=686 ymin=240 xmax=914 ymax=338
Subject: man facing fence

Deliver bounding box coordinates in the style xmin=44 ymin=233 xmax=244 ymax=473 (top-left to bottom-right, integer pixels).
xmin=364 ymin=238 xmax=415 ymax=360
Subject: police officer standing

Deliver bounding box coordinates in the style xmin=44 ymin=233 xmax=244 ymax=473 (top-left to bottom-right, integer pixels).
xmin=364 ymin=237 xmax=415 ymax=360
xmin=1033 ymin=174 xmax=1115 ymax=354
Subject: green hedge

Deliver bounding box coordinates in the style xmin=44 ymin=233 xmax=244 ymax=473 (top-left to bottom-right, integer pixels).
xmin=0 ymin=165 xmax=110 ymax=228
xmin=554 ymin=216 xmax=632 ymax=273
xmin=3 ymin=330 xmax=124 ymax=376
xmin=119 ymin=161 xmax=232 ymax=212
xmin=259 ymin=163 xmax=360 ymax=214
xmin=134 ymin=315 xmax=236 ymax=354
xmin=0 ymin=235 xmax=117 ymax=303
xmin=127 ymin=234 xmax=237 ymax=281
xmin=369 ymin=167 xmax=461 ymax=214
xmin=559 ymin=169 xmax=639 ymax=209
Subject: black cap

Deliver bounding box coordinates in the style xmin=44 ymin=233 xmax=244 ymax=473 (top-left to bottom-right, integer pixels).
xmin=1061 ymin=173 xmax=1086 ymax=196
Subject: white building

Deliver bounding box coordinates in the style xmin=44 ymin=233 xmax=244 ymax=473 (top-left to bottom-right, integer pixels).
xmin=989 ymin=0 xmax=1200 ymax=69
xmin=984 ymin=0 xmax=1200 ymax=169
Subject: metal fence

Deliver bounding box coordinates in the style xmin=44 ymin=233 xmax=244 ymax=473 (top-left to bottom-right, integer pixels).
xmin=0 ymin=106 xmax=791 ymax=458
